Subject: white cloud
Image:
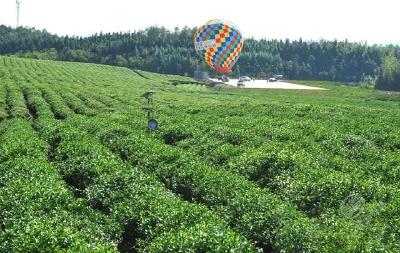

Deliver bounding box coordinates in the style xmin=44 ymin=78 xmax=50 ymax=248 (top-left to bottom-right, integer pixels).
xmin=0 ymin=0 xmax=399 ymax=44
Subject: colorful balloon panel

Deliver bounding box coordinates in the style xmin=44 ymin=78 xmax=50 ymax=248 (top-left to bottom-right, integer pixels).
xmin=194 ymin=19 xmax=244 ymax=74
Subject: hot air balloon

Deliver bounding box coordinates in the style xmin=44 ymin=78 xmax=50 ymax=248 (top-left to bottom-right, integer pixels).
xmin=194 ymin=19 xmax=244 ymax=74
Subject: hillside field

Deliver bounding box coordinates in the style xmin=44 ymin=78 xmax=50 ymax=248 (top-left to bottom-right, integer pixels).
xmin=0 ymin=56 xmax=400 ymax=252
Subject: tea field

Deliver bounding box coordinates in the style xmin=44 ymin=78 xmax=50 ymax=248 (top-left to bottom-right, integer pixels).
xmin=0 ymin=56 xmax=400 ymax=252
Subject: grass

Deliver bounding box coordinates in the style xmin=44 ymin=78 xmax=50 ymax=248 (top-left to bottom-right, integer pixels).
xmin=0 ymin=56 xmax=400 ymax=252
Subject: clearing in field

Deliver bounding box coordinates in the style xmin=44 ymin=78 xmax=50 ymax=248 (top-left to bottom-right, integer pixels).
xmin=213 ymin=78 xmax=326 ymax=90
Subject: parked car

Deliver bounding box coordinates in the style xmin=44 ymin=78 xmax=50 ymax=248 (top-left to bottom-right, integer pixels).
xmin=239 ymin=76 xmax=251 ymax=82
xmin=237 ymin=80 xmax=245 ymax=87
xmin=268 ymin=78 xmax=277 ymax=82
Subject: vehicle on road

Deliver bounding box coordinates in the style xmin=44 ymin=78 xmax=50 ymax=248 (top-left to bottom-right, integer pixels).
xmin=268 ymin=77 xmax=277 ymax=82
xmin=239 ymin=76 xmax=251 ymax=82
xmin=237 ymin=80 xmax=245 ymax=87
xmin=218 ymin=75 xmax=229 ymax=82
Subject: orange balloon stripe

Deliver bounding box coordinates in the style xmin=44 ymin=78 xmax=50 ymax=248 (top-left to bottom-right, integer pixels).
xmin=230 ymin=43 xmax=243 ymax=62
xmin=205 ymin=52 xmax=213 ymax=68
xmin=231 ymin=43 xmax=244 ymax=65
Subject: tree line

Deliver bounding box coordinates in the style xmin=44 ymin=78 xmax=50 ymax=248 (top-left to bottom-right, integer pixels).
xmin=0 ymin=25 xmax=399 ymax=90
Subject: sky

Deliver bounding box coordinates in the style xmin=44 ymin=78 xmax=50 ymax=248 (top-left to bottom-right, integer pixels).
xmin=0 ymin=0 xmax=399 ymax=45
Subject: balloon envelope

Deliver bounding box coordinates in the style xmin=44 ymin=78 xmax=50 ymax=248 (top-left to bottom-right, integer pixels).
xmin=194 ymin=19 xmax=244 ymax=74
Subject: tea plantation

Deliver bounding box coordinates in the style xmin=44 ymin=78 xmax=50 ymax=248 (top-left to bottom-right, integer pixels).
xmin=0 ymin=56 xmax=400 ymax=252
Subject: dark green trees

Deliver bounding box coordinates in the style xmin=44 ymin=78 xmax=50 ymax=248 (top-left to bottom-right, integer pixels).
xmin=1 ymin=25 xmax=399 ymax=88
xmin=376 ymin=54 xmax=400 ymax=91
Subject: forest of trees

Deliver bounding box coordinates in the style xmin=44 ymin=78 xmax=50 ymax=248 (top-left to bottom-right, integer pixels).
xmin=1 ymin=25 xmax=399 ymax=90
xmin=375 ymin=54 xmax=400 ymax=90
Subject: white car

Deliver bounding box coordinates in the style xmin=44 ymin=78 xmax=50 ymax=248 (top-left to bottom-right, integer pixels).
xmin=237 ymin=80 xmax=245 ymax=87
xmin=239 ymin=76 xmax=251 ymax=82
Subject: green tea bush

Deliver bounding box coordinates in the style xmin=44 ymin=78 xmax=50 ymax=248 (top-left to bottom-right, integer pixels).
xmin=0 ymin=119 xmax=118 ymax=252
xmin=39 ymin=85 xmax=73 ymax=119
xmin=2 ymin=56 xmax=400 ymax=252
xmin=73 ymin=116 xmax=334 ymax=252
xmin=37 ymin=120 xmax=256 ymax=252
xmin=0 ymin=84 xmax=7 ymax=121
xmin=5 ymin=81 xmax=30 ymax=119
